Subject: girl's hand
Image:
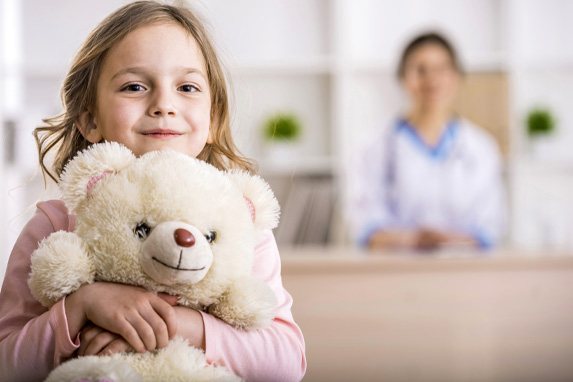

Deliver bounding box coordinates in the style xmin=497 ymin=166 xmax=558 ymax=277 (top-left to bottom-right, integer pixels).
xmin=66 ymin=282 xmax=178 ymax=354
xmin=78 ymin=323 xmax=133 ymax=356
xmin=77 ymin=293 xmax=178 ymax=357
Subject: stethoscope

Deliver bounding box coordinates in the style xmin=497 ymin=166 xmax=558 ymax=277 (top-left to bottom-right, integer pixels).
xmin=383 ymin=118 xmax=473 ymax=223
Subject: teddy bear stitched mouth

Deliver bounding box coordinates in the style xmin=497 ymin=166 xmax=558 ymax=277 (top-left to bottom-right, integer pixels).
xmin=152 ymin=251 xmax=206 ymax=271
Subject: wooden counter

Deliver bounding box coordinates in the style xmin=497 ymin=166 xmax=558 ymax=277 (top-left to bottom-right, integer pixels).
xmin=279 ymin=247 xmax=573 ymax=382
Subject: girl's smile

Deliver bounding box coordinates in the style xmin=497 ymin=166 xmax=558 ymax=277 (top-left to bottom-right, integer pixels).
xmin=79 ymin=22 xmax=213 ymax=158
xmin=141 ymin=129 xmax=183 ymax=139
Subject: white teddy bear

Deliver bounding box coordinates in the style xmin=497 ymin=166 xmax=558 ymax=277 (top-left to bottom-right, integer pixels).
xmin=28 ymin=142 xmax=280 ymax=382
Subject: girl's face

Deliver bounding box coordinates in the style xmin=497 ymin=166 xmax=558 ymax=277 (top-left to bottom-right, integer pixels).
xmin=80 ymin=22 xmax=212 ymax=158
xmin=401 ymin=43 xmax=460 ymax=111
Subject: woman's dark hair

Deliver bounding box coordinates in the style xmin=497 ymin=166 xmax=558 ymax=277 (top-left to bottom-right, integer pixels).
xmin=397 ymin=32 xmax=462 ymax=78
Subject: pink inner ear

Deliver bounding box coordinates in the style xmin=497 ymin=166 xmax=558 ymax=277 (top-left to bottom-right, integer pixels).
xmin=86 ymin=171 xmax=113 ymax=197
xmin=244 ymin=197 xmax=255 ymax=223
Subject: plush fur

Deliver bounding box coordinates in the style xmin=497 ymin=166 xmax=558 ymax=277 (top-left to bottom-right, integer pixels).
xmin=29 ymin=142 xmax=280 ymax=382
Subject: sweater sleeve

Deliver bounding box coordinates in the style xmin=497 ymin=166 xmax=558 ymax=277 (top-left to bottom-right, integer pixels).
xmin=200 ymin=229 xmax=306 ymax=382
xmin=0 ymin=201 xmax=79 ymax=382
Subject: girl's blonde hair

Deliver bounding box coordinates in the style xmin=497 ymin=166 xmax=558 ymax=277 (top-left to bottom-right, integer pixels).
xmin=34 ymin=0 xmax=255 ymax=183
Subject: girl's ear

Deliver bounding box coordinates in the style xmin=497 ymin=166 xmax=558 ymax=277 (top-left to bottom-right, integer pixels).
xmin=76 ymin=111 xmax=103 ymax=143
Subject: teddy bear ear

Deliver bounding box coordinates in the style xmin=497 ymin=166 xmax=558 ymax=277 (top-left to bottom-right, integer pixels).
xmin=226 ymin=170 xmax=280 ymax=231
xmin=59 ymin=142 xmax=135 ymax=212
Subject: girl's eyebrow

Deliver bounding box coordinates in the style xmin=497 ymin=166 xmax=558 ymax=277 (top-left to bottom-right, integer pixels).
xmin=111 ymin=67 xmax=207 ymax=81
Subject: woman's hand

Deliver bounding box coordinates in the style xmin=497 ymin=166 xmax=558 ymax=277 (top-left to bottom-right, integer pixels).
xmin=65 ymin=283 xmax=178 ymax=354
xmin=414 ymin=229 xmax=449 ymax=251
xmin=368 ymin=228 xmax=477 ymax=251
xmin=414 ymin=229 xmax=477 ymax=251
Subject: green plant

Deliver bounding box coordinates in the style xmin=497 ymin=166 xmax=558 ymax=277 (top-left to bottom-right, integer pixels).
xmin=262 ymin=113 xmax=302 ymax=142
xmin=526 ymin=108 xmax=556 ymax=138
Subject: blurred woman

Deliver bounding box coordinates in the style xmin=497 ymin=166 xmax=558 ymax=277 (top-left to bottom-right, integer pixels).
xmin=346 ymin=32 xmax=506 ymax=251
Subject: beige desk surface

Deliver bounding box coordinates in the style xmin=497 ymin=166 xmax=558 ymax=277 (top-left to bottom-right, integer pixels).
xmin=279 ymin=247 xmax=573 ymax=382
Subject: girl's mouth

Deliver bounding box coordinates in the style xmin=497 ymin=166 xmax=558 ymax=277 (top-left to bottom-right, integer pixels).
xmin=142 ymin=129 xmax=182 ymax=139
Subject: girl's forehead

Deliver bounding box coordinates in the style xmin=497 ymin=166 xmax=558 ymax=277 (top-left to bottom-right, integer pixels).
xmin=104 ymin=22 xmax=206 ymax=72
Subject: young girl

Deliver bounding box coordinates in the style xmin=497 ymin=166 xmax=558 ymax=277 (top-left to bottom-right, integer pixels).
xmin=0 ymin=2 xmax=306 ymax=381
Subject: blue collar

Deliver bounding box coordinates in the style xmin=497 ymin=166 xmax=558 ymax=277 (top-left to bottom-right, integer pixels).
xmin=396 ymin=118 xmax=459 ymax=160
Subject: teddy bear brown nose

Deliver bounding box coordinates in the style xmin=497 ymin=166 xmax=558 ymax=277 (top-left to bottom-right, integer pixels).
xmin=174 ymin=228 xmax=195 ymax=247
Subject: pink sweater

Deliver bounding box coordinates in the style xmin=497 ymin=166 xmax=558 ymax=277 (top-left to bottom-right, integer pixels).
xmin=0 ymin=200 xmax=306 ymax=382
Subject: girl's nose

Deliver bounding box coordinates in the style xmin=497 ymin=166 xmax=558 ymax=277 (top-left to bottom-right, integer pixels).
xmin=149 ymin=89 xmax=177 ymax=117
xmin=174 ymin=228 xmax=195 ymax=247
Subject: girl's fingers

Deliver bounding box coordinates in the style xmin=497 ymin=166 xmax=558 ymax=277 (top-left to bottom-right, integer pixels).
xmin=80 ymin=283 xmax=177 ymax=352
xmin=78 ymin=324 xmax=104 ymax=356
xmin=157 ymin=293 xmax=178 ymax=306
xmin=83 ymin=331 xmax=120 ymax=356
xmin=125 ymin=314 xmax=157 ymax=351
xmin=151 ymin=297 xmax=178 ymax=340
xmin=114 ymin=318 xmax=147 ymax=354
xmin=140 ymin=307 xmax=170 ymax=349
xmin=99 ymin=337 xmax=133 ymax=356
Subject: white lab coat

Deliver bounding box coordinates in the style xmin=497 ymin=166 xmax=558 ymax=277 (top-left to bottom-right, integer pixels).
xmin=345 ymin=118 xmax=506 ymax=249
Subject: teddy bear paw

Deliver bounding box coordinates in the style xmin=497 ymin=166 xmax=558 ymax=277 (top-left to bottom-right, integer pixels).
xmin=46 ymin=357 xmax=141 ymax=382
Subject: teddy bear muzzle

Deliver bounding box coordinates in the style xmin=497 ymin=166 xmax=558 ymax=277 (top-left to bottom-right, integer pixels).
xmin=140 ymin=222 xmax=213 ymax=286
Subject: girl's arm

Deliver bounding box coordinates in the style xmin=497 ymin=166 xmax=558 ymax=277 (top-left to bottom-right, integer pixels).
xmin=198 ymin=229 xmax=306 ymax=382
xmin=83 ymin=230 xmax=307 ymax=380
xmin=73 ymin=231 xmax=306 ymax=382
xmin=0 ymin=200 xmax=179 ymax=380
xmin=0 ymin=203 xmax=79 ymax=381
xmin=65 ymin=280 xmax=178 ymax=354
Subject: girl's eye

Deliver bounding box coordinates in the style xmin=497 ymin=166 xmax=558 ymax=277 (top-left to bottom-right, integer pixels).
xmin=134 ymin=223 xmax=151 ymax=240
xmin=204 ymin=231 xmax=217 ymax=244
xmin=178 ymin=84 xmax=198 ymax=93
xmin=123 ymin=84 xmax=146 ymax=92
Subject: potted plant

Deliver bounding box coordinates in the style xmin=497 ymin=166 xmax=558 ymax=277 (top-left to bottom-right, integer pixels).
xmin=526 ymin=108 xmax=556 ymax=159
xmin=527 ymin=108 xmax=556 ymax=138
xmin=261 ymin=112 xmax=302 ymax=162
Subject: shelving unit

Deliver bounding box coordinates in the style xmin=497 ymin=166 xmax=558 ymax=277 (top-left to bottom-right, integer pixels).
xmin=205 ymin=0 xmax=517 ymax=247
xmin=2 ymin=0 xmax=573 ymax=268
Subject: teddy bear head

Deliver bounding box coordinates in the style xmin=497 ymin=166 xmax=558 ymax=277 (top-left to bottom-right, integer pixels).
xmin=59 ymin=142 xmax=279 ymax=306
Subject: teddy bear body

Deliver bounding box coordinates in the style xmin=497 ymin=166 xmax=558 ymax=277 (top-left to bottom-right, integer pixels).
xmin=28 ymin=143 xmax=280 ymax=382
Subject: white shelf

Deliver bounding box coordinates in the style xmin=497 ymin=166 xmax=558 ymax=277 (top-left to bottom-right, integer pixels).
xmin=511 ymin=58 xmax=573 ymax=72
xmin=235 ymin=57 xmax=335 ymax=75
xmin=513 ymin=157 xmax=573 ymax=174
xmin=258 ymin=155 xmax=333 ymax=177
xmin=23 ymin=66 xmax=67 ymax=79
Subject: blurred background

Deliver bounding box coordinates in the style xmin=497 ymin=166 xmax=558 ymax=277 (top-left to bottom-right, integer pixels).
xmin=1 ymin=1 xmax=573 ymax=381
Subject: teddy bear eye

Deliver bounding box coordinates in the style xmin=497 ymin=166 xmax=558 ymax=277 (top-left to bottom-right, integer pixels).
xmin=205 ymin=231 xmax=217 ymax=244
xmin=134 ymin=223 xmax=151 ymax=240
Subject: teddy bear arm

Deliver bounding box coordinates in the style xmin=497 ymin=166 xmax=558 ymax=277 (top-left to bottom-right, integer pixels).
xmin=207 ymin=275 xmax=278 ymax=330
xmin=28 ymin=231 xmax=96 ymax=307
